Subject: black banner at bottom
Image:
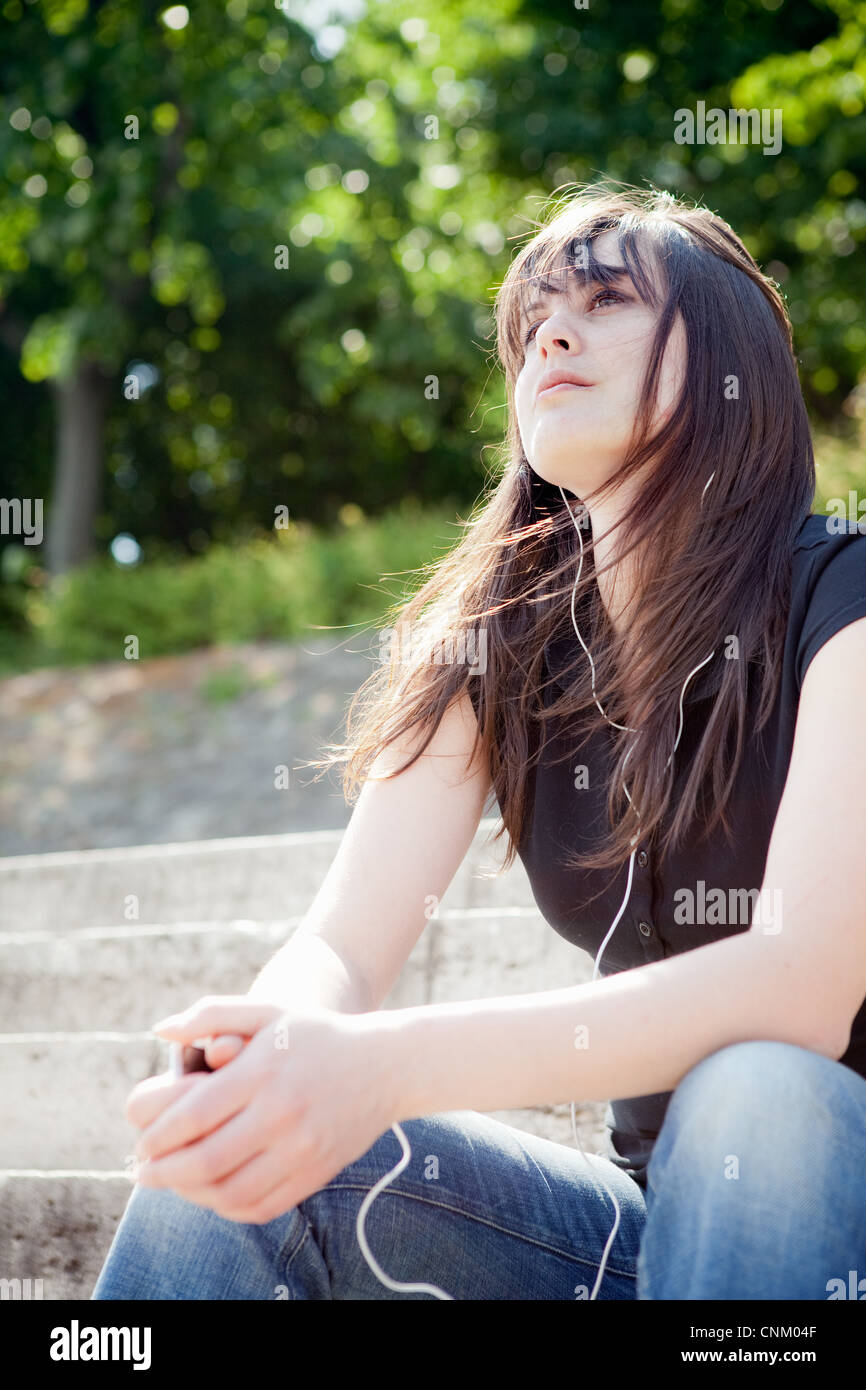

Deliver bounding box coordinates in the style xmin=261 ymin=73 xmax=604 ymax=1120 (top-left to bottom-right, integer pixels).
xmin=3 ymin=1297 xmax=860 ymax=1376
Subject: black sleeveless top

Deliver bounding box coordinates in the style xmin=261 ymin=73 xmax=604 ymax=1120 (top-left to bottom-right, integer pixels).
xmin=483 ymin=513 xmax=866 ymax=1187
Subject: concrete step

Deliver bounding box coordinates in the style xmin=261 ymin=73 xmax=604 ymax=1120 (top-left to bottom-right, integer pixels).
xmin=0 ymin=907 xmax=582 ymax=1032
xmin=0 ymin=1036 xmax=162 ymax=1170
xmin=0 ymin=819 xmax=528 ymax=931
xmin=0 ymin=1174 xmax=132 ymax=1301
xmin=0 ymin=920 xmax=322 ymax=1032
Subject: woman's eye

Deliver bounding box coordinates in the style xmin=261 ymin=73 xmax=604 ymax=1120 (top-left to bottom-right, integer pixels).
xmin=523 ymin=289 xmax=626 ymax=346
xmin=590 ymin=289 xmax=626 ymax=310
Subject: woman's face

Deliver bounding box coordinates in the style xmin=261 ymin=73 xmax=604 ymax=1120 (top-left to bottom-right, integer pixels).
xmin=514 ymin=228 xmax=686 ymax=498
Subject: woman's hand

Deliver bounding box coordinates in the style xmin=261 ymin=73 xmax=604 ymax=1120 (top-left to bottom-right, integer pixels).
xmin=127 ymin=996 xmax=401 ymax=1224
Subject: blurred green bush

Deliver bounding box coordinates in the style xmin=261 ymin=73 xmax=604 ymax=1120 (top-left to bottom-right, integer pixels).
xmin=2 ymin=500 xmax=464 ymax=672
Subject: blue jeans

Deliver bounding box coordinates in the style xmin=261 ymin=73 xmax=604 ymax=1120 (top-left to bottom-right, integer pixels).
xmin=91 ymin=1041 xmax=866 ymax=1300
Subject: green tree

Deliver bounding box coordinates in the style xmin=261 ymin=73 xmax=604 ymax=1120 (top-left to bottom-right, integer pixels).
xmin=1 ymin=0 xmax=863 ymax=582
xmin=0 ymin=0 xmax=335 ymax=569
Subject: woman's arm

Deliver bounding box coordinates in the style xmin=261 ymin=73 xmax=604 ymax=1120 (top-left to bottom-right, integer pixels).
xmin=382 ymin=617 xmax=866 ymax=1122
xmin=246 ymin=933 xmax=370 ymax=1014
xmin=385 ymin=929 xmax=844 ymax=1122
xmin=245 ymin=689 xmax=492 ymax=1016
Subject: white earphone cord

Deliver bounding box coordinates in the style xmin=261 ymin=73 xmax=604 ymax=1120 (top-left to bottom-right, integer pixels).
xmin=355 ymin=472 xmax=717 ymax=1300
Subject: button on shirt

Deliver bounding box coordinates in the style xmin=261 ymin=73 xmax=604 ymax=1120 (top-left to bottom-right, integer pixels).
xmin=506 ymin=513 xmax=866 ymax=1188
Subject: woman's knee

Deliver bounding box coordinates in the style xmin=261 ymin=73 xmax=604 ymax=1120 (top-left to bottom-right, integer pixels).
xmin=647 ymin=1040 xmax=850 ymax=1187
xmin=668 ymin=1039 xmax=836 ymax=1122
xmin=638 ymin=1042 xmax=866 ymax=1297
xmin=92 ymin=1180 xmax=310 ymax=1299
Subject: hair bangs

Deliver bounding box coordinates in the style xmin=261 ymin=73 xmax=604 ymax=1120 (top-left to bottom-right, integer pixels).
xmin=496 ymin=202 xmax=669 ymax=382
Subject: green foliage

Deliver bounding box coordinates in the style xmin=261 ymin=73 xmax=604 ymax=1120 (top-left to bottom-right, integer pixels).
xmin=16 ymin=500 xmax=462 ymax=668
xmin=1 ymin=0 xmax=864 ymax=648
xmin=813 ymin=412 xmax=866 ymax=501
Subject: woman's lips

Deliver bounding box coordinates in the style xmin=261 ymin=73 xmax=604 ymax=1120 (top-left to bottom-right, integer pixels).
xmin=536 ymin=381 xmax=592 ymax=400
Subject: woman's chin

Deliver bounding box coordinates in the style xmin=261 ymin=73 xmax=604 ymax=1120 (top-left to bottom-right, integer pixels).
xmin=528 ymin=458 xmax=588 ymax=495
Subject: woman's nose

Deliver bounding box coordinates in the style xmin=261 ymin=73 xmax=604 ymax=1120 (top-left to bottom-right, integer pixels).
xmin=536 ymin=314 xmax=580 ymax=356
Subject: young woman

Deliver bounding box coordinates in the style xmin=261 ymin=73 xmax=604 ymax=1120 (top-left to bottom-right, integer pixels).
xmin=92 ymin=182 xmax=866 ymax=1300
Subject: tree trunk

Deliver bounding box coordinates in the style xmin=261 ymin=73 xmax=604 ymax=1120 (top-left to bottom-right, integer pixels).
xmin=46 ymin=361 xmax=110 ymax=574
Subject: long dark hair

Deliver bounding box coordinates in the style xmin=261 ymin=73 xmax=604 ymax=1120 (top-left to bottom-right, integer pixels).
xmin=307 ymin=180 xmax=815 ymax=876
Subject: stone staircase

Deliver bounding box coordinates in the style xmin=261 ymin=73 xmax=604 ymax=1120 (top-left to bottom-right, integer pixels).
xmin=0 ymin=820 xmax=604 ymax=1299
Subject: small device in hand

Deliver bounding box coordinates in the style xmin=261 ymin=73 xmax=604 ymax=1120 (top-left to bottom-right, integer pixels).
xmin=168 ymin=1042 xmax=213 ymax=1078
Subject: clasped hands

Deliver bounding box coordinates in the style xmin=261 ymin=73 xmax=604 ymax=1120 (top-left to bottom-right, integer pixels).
xmin=127 ymin=997 xmax=399 ymax=1225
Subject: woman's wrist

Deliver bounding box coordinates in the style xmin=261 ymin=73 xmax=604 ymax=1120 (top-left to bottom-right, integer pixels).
xmin=358 ymin=1004 xmax=451 ymax=1126
xmin=246 ymin=931 xmax=371 ymax=1015
xmin=352 ymin=1006 xmax=429 ymax=1128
